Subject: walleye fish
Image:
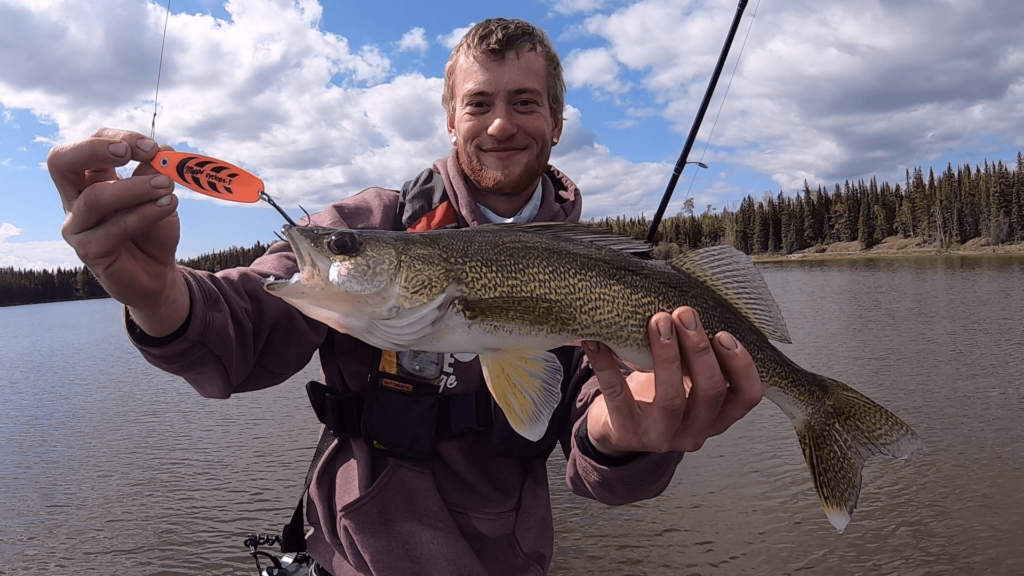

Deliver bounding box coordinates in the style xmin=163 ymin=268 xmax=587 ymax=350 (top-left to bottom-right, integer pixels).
xmin=264 ymin=222 xmax=922 ymax=533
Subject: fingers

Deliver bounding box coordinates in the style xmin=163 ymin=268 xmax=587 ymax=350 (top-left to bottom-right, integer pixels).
xmin=63 ymin=174 xmax=176 ymax=238
xmin=673 ymin=307 xmax=729 ymax=451
xmin=581 ymin=340 xmax=641 ymax=452
xmin=705 ymin=331 xmax=763 ymax=437
xmin=646 ymin=312 xmax=687 ymax=451
xmin=132 ymin=144 xmax=176 ymax=178
xmin=48 ymin=128 xmax=161 ymax=211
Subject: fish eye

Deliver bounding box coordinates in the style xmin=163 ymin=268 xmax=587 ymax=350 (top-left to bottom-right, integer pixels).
xmin=327 ymin=231 xmax=361 ymax=256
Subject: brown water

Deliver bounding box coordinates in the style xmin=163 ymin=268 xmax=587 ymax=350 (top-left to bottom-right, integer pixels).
xmin=2 ymin=256 xmax=1023 ymax=575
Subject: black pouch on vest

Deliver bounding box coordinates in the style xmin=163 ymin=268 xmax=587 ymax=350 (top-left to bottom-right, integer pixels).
xmin=361 ymin=349 xmax=443 ymax=461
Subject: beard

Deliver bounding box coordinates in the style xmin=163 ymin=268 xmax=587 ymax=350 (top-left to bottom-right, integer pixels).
xmin=455 ymin=139 xmax=551 ymax=197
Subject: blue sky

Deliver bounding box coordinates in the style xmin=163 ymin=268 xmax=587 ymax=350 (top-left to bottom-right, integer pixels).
xmin=2 ymin=0 xmax=1023 ymax=270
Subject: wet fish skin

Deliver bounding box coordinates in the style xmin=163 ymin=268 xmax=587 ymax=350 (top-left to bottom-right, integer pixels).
xmin=263 ymin=222 xmax=923 ymax=533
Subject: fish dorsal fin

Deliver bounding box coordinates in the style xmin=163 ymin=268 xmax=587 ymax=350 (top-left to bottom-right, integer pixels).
xmin=479 ymin=349 xmax=563 ymax=441
xmin=479 ymin=223 xmax=652 ymax=254
xmin=669 ymin=245 xmax=791 ymax=343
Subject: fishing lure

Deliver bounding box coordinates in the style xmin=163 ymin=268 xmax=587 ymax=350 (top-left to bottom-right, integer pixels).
xmin=150 ymin=150 xmax=298 ymax=226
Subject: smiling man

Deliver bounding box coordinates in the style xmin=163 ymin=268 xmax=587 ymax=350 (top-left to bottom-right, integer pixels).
xmin=445 ymin=41 xmax=562 ymax=217
xmin=48 ymin=18 xmax=763 ymax=576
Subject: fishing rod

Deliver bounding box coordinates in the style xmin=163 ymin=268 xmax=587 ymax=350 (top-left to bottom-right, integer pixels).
xmin=645 ymin=0 xmax=750 ymax=245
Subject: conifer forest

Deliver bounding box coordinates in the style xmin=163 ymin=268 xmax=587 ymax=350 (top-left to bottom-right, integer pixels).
xmin=2 ymin=153 xmax=1022 ymax=307
xmin=0 ymin=241 xmax=272 ymax=307
xmin=609 ymin=153 xmax=1024 ymax=257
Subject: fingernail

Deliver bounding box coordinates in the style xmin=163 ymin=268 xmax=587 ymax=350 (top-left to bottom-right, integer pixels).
xmin=679 ymin=307 xmax=697 ymax=331
xmin=718 ymin=332 xmax=738 ymax=350
xmin=137 ymin=138 xmax=156 ymax=152
xmin=108 ymin=142 xmax=129 ymax=157
xmin=155 ymin=194 xmax=173 ymax=207
xmin=581 ymin=340 xmax=601 ymax=354
xmin=150 ymin=175 xmax=171 ymax=189
xmin=656 ymin=315 xmax=673 ymax=342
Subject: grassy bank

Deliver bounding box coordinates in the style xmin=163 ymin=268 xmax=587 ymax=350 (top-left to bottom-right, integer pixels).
xmin=751 ymin=236 xmax=1024 ymax=263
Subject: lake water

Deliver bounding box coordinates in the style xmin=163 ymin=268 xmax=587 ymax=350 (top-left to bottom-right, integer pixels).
xmin=1 ymin=256 xmax=1022 ymax=575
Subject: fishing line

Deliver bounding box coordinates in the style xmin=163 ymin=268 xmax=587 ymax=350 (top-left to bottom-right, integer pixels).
xmin=681 ymin=0 xmax=762 ymax=213
xmin=145 ymin=0 xmax=299 ymax=228
xmin=151 ymin=0 xmax=172 ymax=140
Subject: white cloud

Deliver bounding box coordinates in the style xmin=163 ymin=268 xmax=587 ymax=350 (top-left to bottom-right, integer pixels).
xmin=576 ymin=0 xmax=1024 ymax=192
xmin=1 ymin=158 xmax=11 ymax=166
xmin=437 ymin=24 xmax=474 ymax=50
xmin=396 ymin=27 xmax=429 ymax=53
xmin=0 ymin=0 xmax=460 ymax=210
xmin=563 ymin=47 xmax=628 ymax=94
xmin=0 ymin=223 xmax=82 ymax=270
xmin=0 ymin=222 xmax=21 ymax=241
xmin=551 ymin=105 xmax=671 ymax=218
xmin=547 ymin=0 xmax=612 ymax=16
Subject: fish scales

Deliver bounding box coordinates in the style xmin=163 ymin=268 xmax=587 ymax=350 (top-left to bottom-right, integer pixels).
xmin=406 ymin=227 xmax=710 ymax=355
xmin=264 ymin=222 xmax=923 ymax=534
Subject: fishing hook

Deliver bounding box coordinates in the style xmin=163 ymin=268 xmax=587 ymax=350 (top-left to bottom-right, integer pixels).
xmin=260 ymin=191 xmax=298 ymax=227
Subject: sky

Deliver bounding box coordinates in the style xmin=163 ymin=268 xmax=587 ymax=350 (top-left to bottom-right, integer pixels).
xmin=1 ymin=0 xmax=1022 ymax=270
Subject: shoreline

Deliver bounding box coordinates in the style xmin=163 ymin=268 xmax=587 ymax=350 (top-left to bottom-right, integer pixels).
xmin=750 ymin=237 xmax=1024 ymax=263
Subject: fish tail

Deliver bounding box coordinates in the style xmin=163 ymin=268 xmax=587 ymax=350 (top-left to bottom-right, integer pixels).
xmin=786 ymin=371 xmax=923 ymax=534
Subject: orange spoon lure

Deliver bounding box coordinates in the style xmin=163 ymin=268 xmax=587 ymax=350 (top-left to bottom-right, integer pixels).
xmin=151 ymin=150 xmax=298 ymax=226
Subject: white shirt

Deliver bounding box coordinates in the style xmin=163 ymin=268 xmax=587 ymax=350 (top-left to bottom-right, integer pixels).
xmin=478 ymin=180 xmax=543 ymax=224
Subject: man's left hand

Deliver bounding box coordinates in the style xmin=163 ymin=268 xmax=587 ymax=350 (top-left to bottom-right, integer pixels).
xmin=582 ymin=307 xmax=763 ymax=457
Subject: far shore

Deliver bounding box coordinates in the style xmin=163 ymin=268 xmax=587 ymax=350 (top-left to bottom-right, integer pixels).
xmin=750 ymin=236 xmax=1024 ymax=263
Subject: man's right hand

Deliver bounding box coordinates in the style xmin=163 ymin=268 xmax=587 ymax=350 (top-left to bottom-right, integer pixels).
xmin=48 ymin=128 xmax=190 ymax=337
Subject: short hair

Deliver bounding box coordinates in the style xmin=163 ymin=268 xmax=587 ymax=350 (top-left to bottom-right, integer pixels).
xmin=442 ymin=18 xmax=566 ymax=121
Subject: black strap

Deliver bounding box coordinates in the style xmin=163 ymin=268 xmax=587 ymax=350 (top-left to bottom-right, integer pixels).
xmin=281 ymin=425 xmax=337 ymax=553
xmin=280 ymin=382 xmax=354 ymax=554
xmin=308 ymin=381 xmax=363 ymax=437
xmin=436 ymin=388 xmax=493 ymax=438
xmin=309 ymin=379 xmax=493 ymax=440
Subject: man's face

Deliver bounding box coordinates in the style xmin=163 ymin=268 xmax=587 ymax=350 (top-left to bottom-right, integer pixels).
xmin=447 ymin=49 xmax=563 ymax=198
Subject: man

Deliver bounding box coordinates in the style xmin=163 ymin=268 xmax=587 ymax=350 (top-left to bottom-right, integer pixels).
xmin=48 ymin=18 xmax=762 ymax=576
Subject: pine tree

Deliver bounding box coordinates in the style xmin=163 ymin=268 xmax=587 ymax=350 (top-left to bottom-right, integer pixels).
xmin=858 ymin=187 xmax=876 ymax=248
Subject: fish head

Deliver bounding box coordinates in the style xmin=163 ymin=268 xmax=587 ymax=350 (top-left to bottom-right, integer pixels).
xmin=263 ymin=225 xmax=399 ymax=302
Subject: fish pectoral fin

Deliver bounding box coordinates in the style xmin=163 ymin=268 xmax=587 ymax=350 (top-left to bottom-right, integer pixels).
xmin=459 ymin=297 xmax=572 ymax=327
xmin=669 ymin=245 xmax=792 ymax=343
xmin=480 ymin=349 xmax=563 ymax=442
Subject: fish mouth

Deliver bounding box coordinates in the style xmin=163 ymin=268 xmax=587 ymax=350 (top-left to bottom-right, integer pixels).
xmin=264 ymin=224 xmax=333 ymax=292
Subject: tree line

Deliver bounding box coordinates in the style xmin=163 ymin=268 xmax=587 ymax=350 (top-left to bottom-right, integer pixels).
xmin=4 ymin=152 xmax=1022 ymax=306
xmin=605 ymin=152 xmax=1024 ymax=256
xmin=0 ymin=241 xmax=272 ymax=307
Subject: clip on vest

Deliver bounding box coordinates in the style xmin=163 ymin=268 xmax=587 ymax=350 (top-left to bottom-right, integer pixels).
xmin=307 ymin=381 xmax=363 ymax=437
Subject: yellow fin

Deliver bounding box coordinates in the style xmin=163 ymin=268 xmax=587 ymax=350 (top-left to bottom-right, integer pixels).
xmin=479 ymin=350 xmax=563 ymax=441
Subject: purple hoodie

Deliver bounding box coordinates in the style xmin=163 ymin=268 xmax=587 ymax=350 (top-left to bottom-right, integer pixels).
xmin=128 ymin=151 xmax=684 ymax=575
